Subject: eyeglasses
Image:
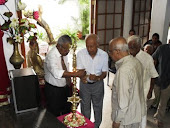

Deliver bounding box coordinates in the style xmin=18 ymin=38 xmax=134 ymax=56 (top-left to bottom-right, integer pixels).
xmin=60 ymin=44 xmax=72 ymax=51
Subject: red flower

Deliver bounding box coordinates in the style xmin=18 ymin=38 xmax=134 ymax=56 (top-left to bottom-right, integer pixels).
xmin=0 ymin=0 xmax=6 ymax=5
xmin=33 ymin=11 xmax=39 ymax=20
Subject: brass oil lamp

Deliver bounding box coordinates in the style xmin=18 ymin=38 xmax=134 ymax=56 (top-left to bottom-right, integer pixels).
xmin=64 ymin=42 xmax=86 ymax=127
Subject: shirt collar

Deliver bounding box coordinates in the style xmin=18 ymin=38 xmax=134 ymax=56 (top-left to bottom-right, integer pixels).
xmin=85 ymin=48 xmax=100 ymax=56
xmin=55 ymin=46 xmax=62 ymax=57
xmin=136 ymin=49 xmax=142 ymax=57
xmin=115 ymin=55 xmax=132 ymax=69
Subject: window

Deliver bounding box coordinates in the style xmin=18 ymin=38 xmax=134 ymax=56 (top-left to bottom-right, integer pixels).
xmin=132 ymin=0 xmax=152 ymax=44
xmin=91 ymin=0 xmax=125 ymax=51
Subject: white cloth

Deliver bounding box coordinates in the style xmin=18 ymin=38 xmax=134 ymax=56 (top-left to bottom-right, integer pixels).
xmin=77 ymin=48 xmax=108 ymax=75
xmin=136 ymin=51 xmax=158 ymax=128
xmin=136 ymin=50 xmax=159 ymax=100
xmin=44 ymin=46 xmax=69 ymax=87
xmin=112 ymin=55 xmax=146 ymax=125
xmin=140 ymin=115 xmax=147 ymax=128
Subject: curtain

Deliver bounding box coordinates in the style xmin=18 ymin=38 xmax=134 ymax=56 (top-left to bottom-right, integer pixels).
xmin=0 ymin=28 xmax=11 ymax=106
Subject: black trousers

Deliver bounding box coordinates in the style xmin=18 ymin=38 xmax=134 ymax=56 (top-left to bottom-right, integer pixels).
xmin=44 ymin=82 xmax=71 ymax=117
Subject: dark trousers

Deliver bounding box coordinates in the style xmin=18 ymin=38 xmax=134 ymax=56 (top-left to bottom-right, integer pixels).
xmin=44 ymin=82 xmax=71 ymax=117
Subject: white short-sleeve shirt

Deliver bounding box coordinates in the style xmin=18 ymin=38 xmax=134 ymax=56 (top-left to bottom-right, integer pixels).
xmin=77 ymin=48 xmax=108 ymax=76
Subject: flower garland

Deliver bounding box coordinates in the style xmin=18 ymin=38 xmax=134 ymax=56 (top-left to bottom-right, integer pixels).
xmin=64 ymin=113 xmax=86 ymax=128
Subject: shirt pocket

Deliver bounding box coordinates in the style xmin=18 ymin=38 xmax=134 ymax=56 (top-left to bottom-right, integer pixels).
xmin=95 ymin=64 xmax=103 ymax=75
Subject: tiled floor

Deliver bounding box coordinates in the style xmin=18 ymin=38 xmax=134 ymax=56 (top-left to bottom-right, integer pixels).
xmin=147 ymin=108 xmax=170 ymax=128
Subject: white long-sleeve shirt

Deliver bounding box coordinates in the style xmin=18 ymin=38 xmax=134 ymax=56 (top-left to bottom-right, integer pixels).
xmin=112 ymin=55 xmax=146 ymax=125
xmin=44 ymin=46 xmax=69 ymax=87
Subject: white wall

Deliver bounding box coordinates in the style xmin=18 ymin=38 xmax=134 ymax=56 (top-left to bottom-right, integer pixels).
xmin=23 ymin=0 xmax=80 ymax=38
xmin=0 ymin=0 xmax=17 ymax=70
xmin=150 ymin=0 xmax=170 ymax=44
xmin=163 ymin=0 xmax=170 ymax=44
xmin=123 ymin=0 xmax=133 ymax=39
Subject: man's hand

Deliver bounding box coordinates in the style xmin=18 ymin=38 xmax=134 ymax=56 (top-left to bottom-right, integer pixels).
xmin=75 ymin=70 xmax=86 ymax=78
xmin=80 ymin=75 xmax=88 ymax=84
xmin=89 ymin=74 xmax=99 ymax=81
xmin=112 ymin=121 xmax=120 ymax=128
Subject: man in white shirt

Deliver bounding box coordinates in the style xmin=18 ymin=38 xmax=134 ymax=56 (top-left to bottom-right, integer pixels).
xmin=44 ymin=35 xmax=85 ymax=116
xmin=77 ymin=34 xmax=108 ymax=128
xmin=127 ymin=35 xmax=158 ymax=128
xmin=109 ymin=37 xmax=145 ymax=128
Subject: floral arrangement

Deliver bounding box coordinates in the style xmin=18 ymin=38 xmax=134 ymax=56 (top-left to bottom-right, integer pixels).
xmin=0 ymin=0 xmax=39 ymax=44
xmin=64 ymin=113 xmax=86 ymax=127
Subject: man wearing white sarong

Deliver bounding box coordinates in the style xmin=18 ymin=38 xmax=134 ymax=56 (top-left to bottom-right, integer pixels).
xmin=127 ymin=35 xmax=158 ymax=128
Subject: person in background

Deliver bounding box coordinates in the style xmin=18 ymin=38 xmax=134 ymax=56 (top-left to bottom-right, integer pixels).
xmin=77 ymin=34 xmax=108 ymax=128
xmin=109 ymin=37 xmax=145 ymax=128
xmin=152 ymin=43 xmax=170 ymax=128
xmin=143 ymin=34 xmax=162 ymax=109
xmin=44 ymin=35 xmax=85 ymax=116
xmin=129 ymin=29 xmax=136 ymax=37
xmin=144 ymin=44 xmax=154 ymax=55
xmin=143 ymin=33 xmax=162 ymax=53
xmin=127 ymin=35 xmax=158 ymax=128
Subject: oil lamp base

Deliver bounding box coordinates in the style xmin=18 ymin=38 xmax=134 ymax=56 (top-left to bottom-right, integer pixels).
xmin=64 ymin=113 xmax=86 ymax=127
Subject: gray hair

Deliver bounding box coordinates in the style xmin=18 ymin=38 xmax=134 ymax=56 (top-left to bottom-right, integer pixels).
xmin=85 ymin=34 xmax=100 ymax=43
xmin=57 ymin=35 xmax=72 ymax=45
xmin=127 ymin=35 xmax=142 ymax=47
xmin=114 ymin=43 xmax=129 ymax=52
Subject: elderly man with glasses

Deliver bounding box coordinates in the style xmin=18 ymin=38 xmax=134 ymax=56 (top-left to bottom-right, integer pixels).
xmin=44 ymin=35 xmax=85 ymax=116
xmin=109 ymin=37 xmax=145 ymax=128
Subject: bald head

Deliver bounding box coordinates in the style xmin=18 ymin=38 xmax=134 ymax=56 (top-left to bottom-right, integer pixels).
xmin=109 ymin=37 xmax=128 ymax=52
xmin=127 ymin=35 xmax=141 ymax=56
xmin=144 ymin=44 xmax=153 ymax=55
xmin=85 ymin=34 xmax=99 ymax=58
xmin=109 ymin=37 xmax=129 ymax=62
xmin=85 ymin=34 xmax=99 ymax=44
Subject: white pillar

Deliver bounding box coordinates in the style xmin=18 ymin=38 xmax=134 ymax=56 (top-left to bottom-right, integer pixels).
xmin=123 ymin=0 xmax=133 ymax=38
xmin=150 ymin=0 xmax=170 ymax=44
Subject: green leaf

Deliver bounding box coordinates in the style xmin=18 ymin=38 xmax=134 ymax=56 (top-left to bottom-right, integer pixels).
xmin=21 ymin=18 xmax=28 ymax=23
xmin=27 ymin=35 xmax=34 ymax=42
xmin=1 ymin=20 xmax=11 ymax=31
xmin=29 ymin=23 xmax=37 ymax=28
xmin=58 ymin=27 xmax=79 ymax=44
xmin=3 ymin=12 xmax=13 ymax=18
xmin=19 ymin=26 xmax=28 ymax=34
